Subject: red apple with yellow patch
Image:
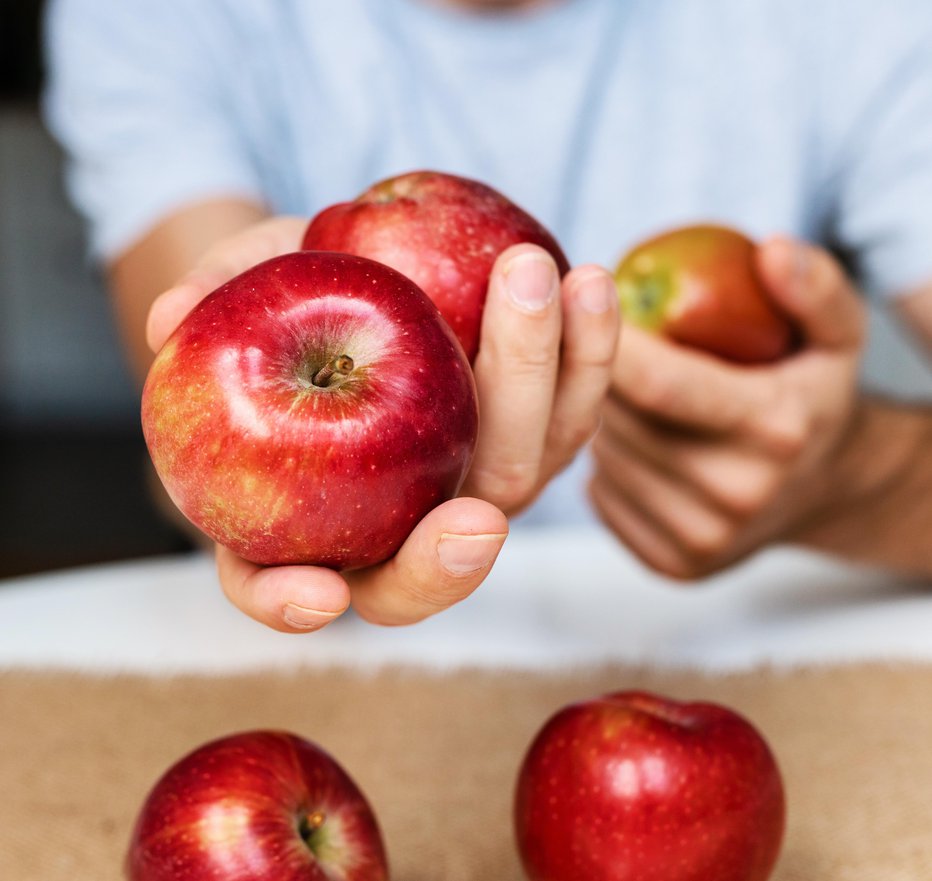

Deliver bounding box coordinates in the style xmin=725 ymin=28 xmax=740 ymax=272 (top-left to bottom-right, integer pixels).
xmin=614 ymin=224 xmax=795 ymax=363
xmin=141 ymin=250 xmax=478 ymax=569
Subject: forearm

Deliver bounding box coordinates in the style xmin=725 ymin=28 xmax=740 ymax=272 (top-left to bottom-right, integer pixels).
xmin=108 ymin=199 xmax=269 ymax=383
xmin=793 ymin=395 xmax=932 ymax=578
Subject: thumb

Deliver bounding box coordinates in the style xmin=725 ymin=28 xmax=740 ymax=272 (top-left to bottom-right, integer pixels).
xmin=146 ymin=215 xmax=309 ymax=354
xmin=146 ymin=274 xmax=226 ymax=354
xmin=756 ymin=235 xmax=865 ymax=350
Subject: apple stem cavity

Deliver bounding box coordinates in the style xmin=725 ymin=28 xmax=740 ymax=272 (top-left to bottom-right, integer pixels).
xmin=312 ymin=355 xmax=355 ymax=388
xmin=298 ymin=809 xmax=327 ymax=850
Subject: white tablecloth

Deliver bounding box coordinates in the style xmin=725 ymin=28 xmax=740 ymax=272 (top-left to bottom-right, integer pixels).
xmin=0 ymin=526 xmax=929 ymax=673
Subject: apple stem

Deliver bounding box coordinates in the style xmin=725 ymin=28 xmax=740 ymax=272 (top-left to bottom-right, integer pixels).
xmin=306 ymin=811 xmax=326 ymax=831
xmin=299 ymin=809 xmax=327 ymax=845
xmin=312 ymin=355 xmax=355 ymax=388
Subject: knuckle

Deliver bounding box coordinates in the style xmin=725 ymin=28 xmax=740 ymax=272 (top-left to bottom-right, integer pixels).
xmin=481 ymin=336 xmax=556 ymax=373
xmin=624 ymin=365 xmax=680 ymax=414
xmin=468 ymin=461 xmax=540 ymax=513
xmin=677 ymin=519 xmax=736 ymax=563
xmin=751 ymin=406 xmax=810 ymax=459
xmin=407 ymin=576 xmax=472 ymax=611
xmin=711 ymin=466 xmax=780 ymax=519
xmin=552 ymin=417 xmax=600 ymax=457
xmin=653 ymin=554 xmax=708 ymax=582
xmin=567 ymin=327 xmax=619 ymax=371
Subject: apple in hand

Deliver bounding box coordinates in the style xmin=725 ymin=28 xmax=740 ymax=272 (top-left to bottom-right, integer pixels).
xmin=126 ymin=730 xmax=388 ymax=881
xmin=614 ymin=224 xmax=795 ymax=363
xmin=141 ymin=250 xmax=478 ymax=569
xmin=515 ymin=690 xmax=786 ymax=881
xmin=302 ymin=170 xmax=571 ymax=361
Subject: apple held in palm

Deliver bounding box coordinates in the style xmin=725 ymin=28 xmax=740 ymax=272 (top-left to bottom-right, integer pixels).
xmin=141 ymin=250 xmax=478 ymax=569
xmin=614 ymin=224 xmax=795 ymax=363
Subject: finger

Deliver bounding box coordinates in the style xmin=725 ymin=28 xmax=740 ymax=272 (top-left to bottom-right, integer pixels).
xmin=146 ymin=216 xmax=309 ymax=353
xmin=611 ymin=325 xmax=815 ymax=456
xmin=611 ymin=324 xmax=764 ymax=434
xmin=462 ymin=244 xmax=562 ymax=511
xmin=542 ymin=265 xmax=620 ymax=478
xmin=348 ymin=497 xmax=508 ymax=626
xmin=588 ymin=475 xmax=693 ymax=580
xmin=756 ymin=236 xmax=865 ymax=350
xmin=216 ymin=545 xmax=352 ymax=634
xmin=599 ymin=401 xmax=782 ymax=519
xmin=147 ymin=283 xmax=210 ymax=352
xmin=194 ymin=215 xmax=309 ymax=289
xmin=591 ymin=430 xmax=735 ymax=563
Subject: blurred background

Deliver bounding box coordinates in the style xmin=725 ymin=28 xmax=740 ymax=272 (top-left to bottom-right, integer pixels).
xmin=0 ymin=1 xmax=192 ymax=577
xmin=1 ymin=2 xmax=929 ymax=580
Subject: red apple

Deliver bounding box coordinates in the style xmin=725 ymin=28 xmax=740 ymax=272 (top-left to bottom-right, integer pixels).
xmin=141 ymin=250 xmax=478 ymax=569
xmin=614 ymin=224 xmax=795 ymax=363
xmin=515 ymin=690 xmax=786 ymax=881
xmin=126 ymin=730 xmax=388 ymax=881
xmin=302 ymin=170 xmax=571 ymax=361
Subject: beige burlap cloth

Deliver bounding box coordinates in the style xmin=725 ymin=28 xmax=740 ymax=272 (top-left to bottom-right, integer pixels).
xmin=2 ymin=663 xmax=931 ymax=880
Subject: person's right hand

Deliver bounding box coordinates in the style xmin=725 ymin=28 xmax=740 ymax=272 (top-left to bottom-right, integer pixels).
xmin=147 ymin=217 xmax=620 ymax=632
xmin=590 ymin=237 xmax=867 ymax=579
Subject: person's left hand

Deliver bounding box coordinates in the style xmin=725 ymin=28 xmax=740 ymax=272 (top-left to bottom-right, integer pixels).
xmin=590 ymin=236 xmax=867 ymax=579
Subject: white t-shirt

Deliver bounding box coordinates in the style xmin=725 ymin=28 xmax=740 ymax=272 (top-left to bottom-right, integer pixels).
xmin=43 ymin=0 xmax=932 ymax=524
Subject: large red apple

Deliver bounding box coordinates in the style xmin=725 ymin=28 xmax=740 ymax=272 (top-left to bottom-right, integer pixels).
xmin=302 ymin=170 xmax=571 ymax=361
xmin=515 ymin=690 xmax=786 ymax=881
xmin=141 ymin=250 xmax=478 ymax=569
xmin=614 ymin=224 xmax=795 ymax=363
xmin=126 ymin=730 xmax=388 ymax=881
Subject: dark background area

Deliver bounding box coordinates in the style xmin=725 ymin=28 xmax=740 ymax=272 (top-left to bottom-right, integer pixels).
xmin=0 ymin=1 xmax=191 ymax=578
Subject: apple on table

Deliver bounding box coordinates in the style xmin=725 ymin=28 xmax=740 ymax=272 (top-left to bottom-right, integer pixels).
xmin=126 ymin=730 xmax=389 ymax=881
xmin=515 ymin=690 xmax=786 ymax=881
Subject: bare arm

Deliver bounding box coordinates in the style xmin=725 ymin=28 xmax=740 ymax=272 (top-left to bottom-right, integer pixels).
xmin=793 ymin=284 xmax=932 ymax=576
xmin=108 ymin=198 xmax=269 ymax=382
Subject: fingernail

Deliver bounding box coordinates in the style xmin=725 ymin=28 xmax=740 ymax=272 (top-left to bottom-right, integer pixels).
xmin=438 ymin=532 xmax=507 ymax=575
xmin=282 ymin=603 xmax=343 ymax=631
xmin=504 ymin=252 xmax=559 ymax=312
xmin=573 ymin=269 xmax=617 ymax=314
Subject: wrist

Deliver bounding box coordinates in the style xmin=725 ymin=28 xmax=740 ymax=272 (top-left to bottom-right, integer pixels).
xmin=830 ymin=397 xmax=924 ymax=500
xmin=791 ymin=395 xmax=932 ymax=569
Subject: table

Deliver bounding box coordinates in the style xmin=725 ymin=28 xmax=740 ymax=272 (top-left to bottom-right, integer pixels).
xmin=1 ymin=525 xmax=929 ymax=673
xmin=3 ymin=526 xmax=931 ymax=880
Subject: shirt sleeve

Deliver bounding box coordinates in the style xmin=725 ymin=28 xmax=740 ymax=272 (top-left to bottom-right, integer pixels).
xmin=43 ymin=0 xmax=265 ymax=261
xmin=822 ymin=0 xmax=932 ymax=299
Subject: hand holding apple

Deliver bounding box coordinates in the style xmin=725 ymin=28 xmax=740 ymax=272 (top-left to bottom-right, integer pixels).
xmin=514 ymin=690 xmax=786 ymax=881
xmin=592 ymin=237 xmax=866 ymax=579
xmin=302 ymin=170 xmax=570 ymax=361
xmin=614 ymin=224 xmax=795 ymax=363
xmin=146 ymin=201 xmax=617 ymax=630
xmin=126 ymin=730 xmax=388 ymax=881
